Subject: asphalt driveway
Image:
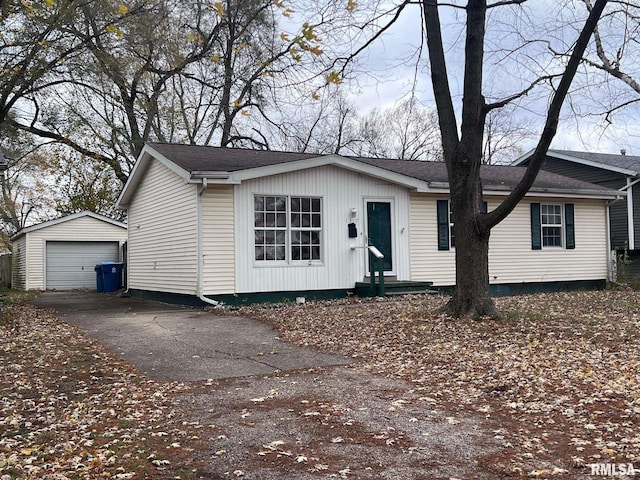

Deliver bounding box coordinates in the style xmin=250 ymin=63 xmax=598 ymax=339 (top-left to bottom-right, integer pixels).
xmin=30 ymin=291 xmax=349 ymax=381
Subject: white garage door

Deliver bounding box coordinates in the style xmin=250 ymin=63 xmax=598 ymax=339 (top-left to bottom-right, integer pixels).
xmin=46 ymin=241 xmax=120 ymax=290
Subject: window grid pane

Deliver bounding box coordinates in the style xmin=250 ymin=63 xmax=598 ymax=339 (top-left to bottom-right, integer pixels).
xmin=542 ymin=227 xmax=562 ymax=247
xmin=254 ymin=195 xmax=322 ymax=262
xmin=290 ymin=197 xmax=322 ymax=261
xmin=541 ymin=204 xmax=563 ymax=248
xmin=254 ymin=195 xmax=288 ymax=261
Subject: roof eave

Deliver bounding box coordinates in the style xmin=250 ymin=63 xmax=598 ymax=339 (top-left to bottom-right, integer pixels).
xmin=488 ymin=186 xmax=622 ymax=200
xmin=11 ymin=211 xmax=127 ymax=240
xmin=187 ymin=171 xmax=239 ymax=184
xmin=430 ymin=180 xmax=620 ymax=199
xmin=512 ymin=148 xmax=639 ymax=176
xmin=116 ymin=144 xmax=191 ymax=209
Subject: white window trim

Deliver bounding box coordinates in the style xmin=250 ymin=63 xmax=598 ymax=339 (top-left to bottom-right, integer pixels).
xmin=541 ymin=203 xmax=564 ymax=249
xmin=253 ymin=194 xmax=324 ymax=266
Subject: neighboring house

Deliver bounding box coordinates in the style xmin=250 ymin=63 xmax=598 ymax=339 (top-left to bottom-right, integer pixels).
xmin=115 ymin=143 xmax=620 ymax=305
xmin=11 ymin=211 xmax=127 ymax=290
xmin=513 ymin=149 xmax=640 ymax=251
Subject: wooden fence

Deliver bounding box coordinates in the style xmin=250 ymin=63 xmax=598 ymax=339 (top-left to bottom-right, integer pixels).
xmin=0 ymin=254 xmax=10 ymax=289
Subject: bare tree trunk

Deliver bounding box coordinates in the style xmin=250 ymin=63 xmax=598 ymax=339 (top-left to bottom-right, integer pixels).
xmin=448 ymin=220 xmax=495 ymax=318
xmin=421 ymin=0 xmax=608 ymax=318
xmin=443 ymin=150 xmax=497 ymax=318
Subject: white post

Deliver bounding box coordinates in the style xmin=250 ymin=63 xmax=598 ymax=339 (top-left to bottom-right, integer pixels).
xmin=627 ymin=177 xmax=635 ymax=250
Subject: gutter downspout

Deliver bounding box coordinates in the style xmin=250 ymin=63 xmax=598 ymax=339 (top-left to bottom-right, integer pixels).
xmin=604 ymin=194 xmax=626 ymax=282
xmin=626 ymin=177 xmax=635 ymax=250
xmin=606 ymin=199 xmax=614 ymax=282
xmin=197 ymin=178 xmax=220 ymax=306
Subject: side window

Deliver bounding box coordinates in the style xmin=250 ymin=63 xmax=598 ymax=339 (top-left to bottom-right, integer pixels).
xmin=531 ymin=203 xmax=575 ymax=250
xmin=437 ymin=199 xmax=487 ymax=251
xmin=254 ymin=196 xmax=287 ymax=261
xmin=290 ymin=197 xmax=322 ymax=261
xmin=541 ymin=204 xmax=563 ymax=248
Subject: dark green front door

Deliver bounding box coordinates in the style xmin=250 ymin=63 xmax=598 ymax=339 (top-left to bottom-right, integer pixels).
xmin=366 ymin=201 xmax=393 ymax=272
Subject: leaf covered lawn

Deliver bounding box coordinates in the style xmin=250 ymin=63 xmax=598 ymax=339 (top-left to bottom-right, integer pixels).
xmin=2 ymin=290 xmax=640 ymax=479
xmin=0 ymin=303 xmax=204 ymax=479
xmin=234 ymin=290 xmax=640 ymax=477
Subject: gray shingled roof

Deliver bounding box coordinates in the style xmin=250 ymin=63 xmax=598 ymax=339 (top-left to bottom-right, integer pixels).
xmin=147 ymin=143 xmax=616 ymax=195
xmin=149 ymin=143 xmax=318 ymax=171
xmin=549 ymin=149 xmax=640 ymax=174
xmin=357 ymin=157 xmax=615 ymax=193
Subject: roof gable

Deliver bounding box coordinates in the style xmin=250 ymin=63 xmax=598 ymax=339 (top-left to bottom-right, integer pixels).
xmin=12 ymin=211 xmax=127 ymax=240
xmin=513 ymin=149 xmax=640 ymax=176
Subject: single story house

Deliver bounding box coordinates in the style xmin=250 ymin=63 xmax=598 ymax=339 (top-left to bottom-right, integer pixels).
xmin=11 ymin=211 xmax=127 ymax=290
xmin=513 ymin=149 xmax=640 ymax=281
xmin=116 ymin=143 xmax=621 ymax=305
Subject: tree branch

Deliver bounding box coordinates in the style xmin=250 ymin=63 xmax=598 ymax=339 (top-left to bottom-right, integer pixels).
xmin=421 ymin=0 xmax=460 ymax=157
xmin=485 ymin=0 xmax=609 ymax=230
xmin=8 ymin=119 xmax=127 ymax=184
xmin=484 ymin=74 xmax=559 ymax=112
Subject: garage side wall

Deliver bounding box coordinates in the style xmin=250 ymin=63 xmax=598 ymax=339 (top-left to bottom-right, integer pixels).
xmin=127 ymin=158 xmax=198 ymax=295
xmin=26 ymin=217 xmax=126 ymax=290
xmin=410 ymin=194 xmax=609 ymax=285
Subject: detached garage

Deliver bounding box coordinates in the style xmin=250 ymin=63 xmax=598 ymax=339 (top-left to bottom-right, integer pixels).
xmin=11 ymin=211 xmax=127 ymax=291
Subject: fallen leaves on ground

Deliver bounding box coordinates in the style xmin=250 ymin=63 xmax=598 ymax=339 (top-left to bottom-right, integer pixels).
xmin=0 ymin=303 xmax=204 ymax=479
xmin=3 ymin=290 xmax=640 ymax=479
xmin=233 ymin=290 xmax=640 ymax=477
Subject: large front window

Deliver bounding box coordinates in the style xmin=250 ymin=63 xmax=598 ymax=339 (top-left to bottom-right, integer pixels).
xmin=541 ymin=204 xmax=563 ymax=248
xmin=254 ymin=195 xmax=322 ymax=262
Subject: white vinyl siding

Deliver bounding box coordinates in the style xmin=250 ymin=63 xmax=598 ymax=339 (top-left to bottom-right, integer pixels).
xmin=235 ymin=165 xmax=411 ymax=293
xmin=127 ymin=158 xmax=198 ymax=295
xmin=410 ymin=194 xmax=609 ymax=286
xmin=15 ymin=216 xmax=126 ymax=291
xmin=201 ymin=185 xmax=236 ymax=295
xmin=489 ymin=198 xmax=607 ymax=283
xmin=410 ymin=194 xmax=456 ymax=285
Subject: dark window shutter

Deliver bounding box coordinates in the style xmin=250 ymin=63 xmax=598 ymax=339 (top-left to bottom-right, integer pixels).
xmin=437 ymin=199 xmax=450 ymax=251
xmin=531 ymin=203 xmax=541 ymax=250
xmin=481 ymin=201 xmax=488 ymax=214
xmin=565 ymin=203 xmax=575 ymax=249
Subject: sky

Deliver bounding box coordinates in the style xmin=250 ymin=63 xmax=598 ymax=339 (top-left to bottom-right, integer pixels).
xmin=310 ymin=0 xmax=640 ymax=157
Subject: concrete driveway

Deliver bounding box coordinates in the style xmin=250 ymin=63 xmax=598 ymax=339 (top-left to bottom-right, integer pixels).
xmin=30 ymin=291 xmax=349 ymax=382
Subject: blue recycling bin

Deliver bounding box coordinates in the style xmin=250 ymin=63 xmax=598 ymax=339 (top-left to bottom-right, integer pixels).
xmin=95 ymin=262 xmax=124 ymax=292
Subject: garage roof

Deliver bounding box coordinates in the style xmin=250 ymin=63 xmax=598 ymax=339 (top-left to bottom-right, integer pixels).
xmin=12 ymin=211 xmax=127 ymax=240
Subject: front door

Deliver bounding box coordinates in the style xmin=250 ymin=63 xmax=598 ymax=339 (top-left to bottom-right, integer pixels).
xmin=366 ymin=201 xmax=393 ymax=273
